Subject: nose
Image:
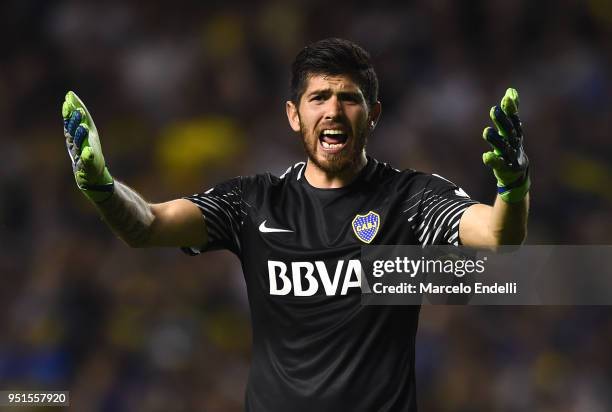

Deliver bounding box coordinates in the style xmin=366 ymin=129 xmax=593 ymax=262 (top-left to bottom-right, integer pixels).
xmin=324 ymin=95 xmax=344 ymax=120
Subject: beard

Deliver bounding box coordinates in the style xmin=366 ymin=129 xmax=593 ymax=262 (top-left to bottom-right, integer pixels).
xmin=300 ymin=121 xmax=369 ymax=175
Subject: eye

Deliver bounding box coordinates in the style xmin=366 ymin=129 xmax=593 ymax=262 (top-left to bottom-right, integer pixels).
xmin=310 ymin=95 xmax=323 ymax=102
xmin=342 ymin=94 xmax=361 ymax=104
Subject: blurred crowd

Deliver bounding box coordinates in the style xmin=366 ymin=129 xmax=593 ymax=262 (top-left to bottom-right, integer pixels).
xmin=1 ymin=0 xmax=611 ymax=410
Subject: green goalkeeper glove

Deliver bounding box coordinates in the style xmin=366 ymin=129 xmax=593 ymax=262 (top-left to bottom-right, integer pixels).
xmin=63 ymin=91 xmax=114 ymax=203
xmin=482 ymin=88 xmax=530 ymax=203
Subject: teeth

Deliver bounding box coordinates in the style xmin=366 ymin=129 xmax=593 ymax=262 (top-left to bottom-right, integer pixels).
xmin=322 ymin=129 xmax=346 ymax=135
xmin=322 ymin=141 xmax=344 ymax=149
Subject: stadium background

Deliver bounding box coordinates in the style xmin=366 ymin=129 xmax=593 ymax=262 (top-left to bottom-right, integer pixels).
xmin=1 ymin=0 xmax=611 ymax=410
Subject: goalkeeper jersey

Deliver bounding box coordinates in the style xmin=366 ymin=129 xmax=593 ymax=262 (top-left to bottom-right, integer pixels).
xmin=183 ymin=157 xmax=478 ymax=412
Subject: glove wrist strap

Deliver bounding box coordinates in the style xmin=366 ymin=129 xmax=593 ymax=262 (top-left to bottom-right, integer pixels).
xmin=82 ymin=183 xmax=115 ymax=203
xmin=78 ymin=167 xmax=115 ymax=203
xmin=497 ymin=169 xmax=530 ymax=203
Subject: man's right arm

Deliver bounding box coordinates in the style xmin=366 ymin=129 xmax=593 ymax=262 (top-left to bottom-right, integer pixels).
xmin=93 ymin=182 xmax=207 ymax=248
xmin=63 ymin=91 xmax=207 ymax=249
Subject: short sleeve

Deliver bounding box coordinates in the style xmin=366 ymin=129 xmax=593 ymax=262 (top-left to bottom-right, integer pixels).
xmin=181 ymin=177 xmax=246 ymax=256
xmin=405 ymin=174 xmax=479 ymax=246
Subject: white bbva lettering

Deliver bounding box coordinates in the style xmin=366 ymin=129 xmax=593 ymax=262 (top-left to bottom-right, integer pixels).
xmin=268 ymin=261 xmax=292 ymax=295
xmin=291 ymin=262 xmax=318 ymax=296
xmin=268 ymin=260 xmax=362 ymax=296
xmin=314 ymin=261 xmax=343 ymax=295
xmin=341 ymin=260 xmax=361 ymax=295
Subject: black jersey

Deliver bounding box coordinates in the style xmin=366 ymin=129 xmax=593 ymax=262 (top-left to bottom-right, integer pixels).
xmin=183 ymin=157 xmax=478 ymax=412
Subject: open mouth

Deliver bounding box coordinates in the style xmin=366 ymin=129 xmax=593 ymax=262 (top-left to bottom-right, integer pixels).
xmin=319 ymin=129 xmax=349 ymax=153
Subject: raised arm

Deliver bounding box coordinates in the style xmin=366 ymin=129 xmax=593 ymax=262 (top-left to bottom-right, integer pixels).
xmin=63 ymin=91 xmax=207 ymax=248
xmin=459 ymin=88 xmax=530 ymax=249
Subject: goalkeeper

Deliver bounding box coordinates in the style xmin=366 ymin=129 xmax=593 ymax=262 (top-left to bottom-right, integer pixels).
xmin=62 ymin=38 xmax=529 ymax=412
xmin=62 ymin=87 xmax=529 ymax=249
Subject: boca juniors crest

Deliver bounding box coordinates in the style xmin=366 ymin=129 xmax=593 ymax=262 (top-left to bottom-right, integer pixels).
xmin=352 ymin=211 xmax=381 ymax=243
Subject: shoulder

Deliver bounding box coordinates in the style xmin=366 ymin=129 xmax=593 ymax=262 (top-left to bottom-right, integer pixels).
xmin=240 ymin=161 xmax=306 ymax=188
xmin=393 ymin=167 xmax=463 ymax=192
xmin=367 ymin=159 xmax=469 ymax=201
xmin=230 ymin=161 xmax=306 ymax=201
xmin=365 ymin=158 xmax=429 ymax=191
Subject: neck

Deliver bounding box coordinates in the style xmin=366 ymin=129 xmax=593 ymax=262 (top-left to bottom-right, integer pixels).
xmin=304 ymin=153 xmax=368 ymax=189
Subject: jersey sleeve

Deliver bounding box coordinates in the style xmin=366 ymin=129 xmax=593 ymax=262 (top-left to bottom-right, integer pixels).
xmin=404 ymin=173 xmax=479 ymax=246
xmin=181 ymin=177 xmax=246 ymax=256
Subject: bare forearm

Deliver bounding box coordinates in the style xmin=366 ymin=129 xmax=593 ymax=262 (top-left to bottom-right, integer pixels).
xmin=489 ymin=193 xmax=529 ymax=244
xmin=94 ymin=181 xmax=155 ymax=247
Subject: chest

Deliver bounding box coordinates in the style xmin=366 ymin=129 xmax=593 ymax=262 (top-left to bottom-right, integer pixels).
xmin=239 ymin=182 xmax=417 ymax=294
xmin=250 ymin=182 xmax=417 ymax=249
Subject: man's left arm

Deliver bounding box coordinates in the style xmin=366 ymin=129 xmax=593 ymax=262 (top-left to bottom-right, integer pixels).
xmin=460 ymin=195 xmax=529 ymax=247
xmin=459 ymin=88 xmax=530 ymax=249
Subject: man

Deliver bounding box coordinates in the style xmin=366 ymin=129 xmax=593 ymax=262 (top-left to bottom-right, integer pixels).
xmin=63 ymin=38 xmax=529 ymax=411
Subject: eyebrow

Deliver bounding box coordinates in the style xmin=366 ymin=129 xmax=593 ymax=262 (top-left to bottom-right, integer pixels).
xmin=306 ymin=88 xmax=364 ymax=100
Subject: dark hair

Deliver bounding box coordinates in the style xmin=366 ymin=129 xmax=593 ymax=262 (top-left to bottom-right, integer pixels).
xmin=290 ymin=38 xmax=379 ymax=108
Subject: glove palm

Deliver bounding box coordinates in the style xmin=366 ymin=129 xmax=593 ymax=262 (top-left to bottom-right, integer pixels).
xmin=63 ymin=91 xmax=114 ymax=202
xmin=482 ymin=88 xmax=530 ymax=203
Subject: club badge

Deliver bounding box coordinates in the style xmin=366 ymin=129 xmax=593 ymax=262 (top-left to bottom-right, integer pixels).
xmin=352 ymin=211 xmax=381 ymax=244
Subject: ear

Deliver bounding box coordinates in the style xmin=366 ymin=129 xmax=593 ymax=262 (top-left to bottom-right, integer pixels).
xmin=286 ymin=100 xmax=301 ymax=132
xmin=369 ymin=101 xmax=382 ymax=130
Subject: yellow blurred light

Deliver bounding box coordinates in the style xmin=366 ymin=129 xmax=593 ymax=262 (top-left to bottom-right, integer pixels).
xmin=156 ymin=116 xmax=245 ymax=185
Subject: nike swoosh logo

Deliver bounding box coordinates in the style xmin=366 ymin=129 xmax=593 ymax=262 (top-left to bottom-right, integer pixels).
xmin=259 ymin=220 xmax=293 ymax=233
